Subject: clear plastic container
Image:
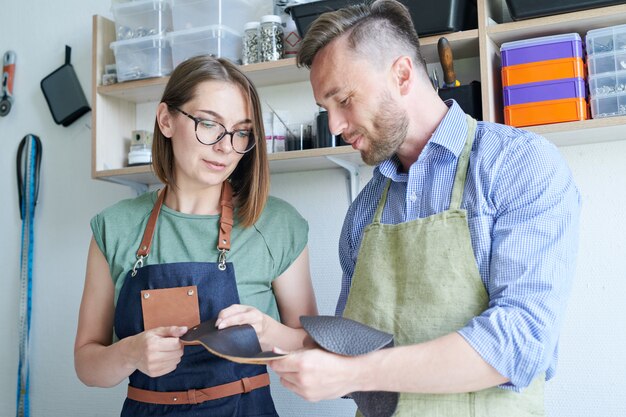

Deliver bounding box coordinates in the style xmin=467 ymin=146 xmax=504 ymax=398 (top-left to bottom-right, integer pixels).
xmin=110 ymin=34 xmax=173 ymax=81
xmin=587 ymin=50 xmax=626 ymax=76
xmin=167 ymin=25 xmax=242 ymax=67
xmin=588 ymin=70 xmax=626 ymax=97
xmin=112 ymin=0 xmax=172 ymax=41
xmin=259 ymin=15 xmax=283 ymax=62
xmin=590 ymin=91 xmax=626 ymax=118
xmin=242 ymin=21 xmax=260 ymax=65
xmin=585 ymin=24 xmax=626 ymax=56
xmin=170 ymin=0 xmax=270 ymax=32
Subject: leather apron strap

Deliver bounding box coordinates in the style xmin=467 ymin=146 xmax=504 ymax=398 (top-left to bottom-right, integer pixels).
xmin=127 ymin=373 xmax=270 ymax=405
xmin=132 ymin=182 xmax=234 ymax=275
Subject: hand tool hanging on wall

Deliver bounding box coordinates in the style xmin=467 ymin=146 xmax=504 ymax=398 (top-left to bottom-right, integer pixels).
xmin=1 ymin=50 xmax=16 ymax=117
xmin=16 ymin=134 xmax=42 ymax=417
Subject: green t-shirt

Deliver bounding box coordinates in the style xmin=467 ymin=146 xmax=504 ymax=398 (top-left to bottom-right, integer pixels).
xmin=90 ymin=191 xmax=308 ymax=321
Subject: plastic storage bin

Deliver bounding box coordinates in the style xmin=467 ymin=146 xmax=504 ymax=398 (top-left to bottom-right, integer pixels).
xmin=438 ymin=81 xmax=483 ymax=121
xmin=585 ymin=24 xmax=626 ymax=56
xmin=588 ymin=70 xmax=626 ymax=97
xmin=110 ymin=34 xmax=173 ymax=81
xmin=502 ymin=57 xmax=586 ymax=86
xmin=170 ymin=0 xmax=268 ymax=33
xmin=112 ymin=0 xmax=172 ymax=41
xmin=501 ymin=34 xmax=583 ymax=67
xmin=587 ymin=50 xmax=626 ymax=76
xmin=504 ymin=98 xmax=588 ymax=127
xmin=504 ymin=0 xmax=625 ymax=21
xmin=167 ymin=25 xmax=242 ymax=67
xmin=287 ymin=0 xmax=477 ymax=38
xmin=590 ymin=91 xmax=626 ymax=118
xmin=502 ymin=77 xmax=586 ymax=106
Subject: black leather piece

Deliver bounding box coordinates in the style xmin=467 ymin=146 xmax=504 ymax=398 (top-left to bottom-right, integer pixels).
xmin=300 ymin=315 xmax=393 ymax=356
xmin=180 ymin=318 xmax=286 ymax=364
xmin=300 ymin=316 xmax=399 ymax=417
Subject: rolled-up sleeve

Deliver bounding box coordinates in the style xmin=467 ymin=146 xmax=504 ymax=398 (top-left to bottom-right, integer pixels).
xmin=458 ymin=138 xmax=581 ymax=390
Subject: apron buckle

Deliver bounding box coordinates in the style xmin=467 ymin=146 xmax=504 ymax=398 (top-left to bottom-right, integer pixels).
xmin=218 ymin=249 xmax=228 ymax=271
xmin=131 ymin=255 xmax=145 ymax=277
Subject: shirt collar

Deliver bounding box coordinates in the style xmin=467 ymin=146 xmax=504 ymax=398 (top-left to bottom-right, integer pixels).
xmin=428 ymin=99 xmax=469 ymax=159
xmin=377 ymin=100 xmax=469 ymax=180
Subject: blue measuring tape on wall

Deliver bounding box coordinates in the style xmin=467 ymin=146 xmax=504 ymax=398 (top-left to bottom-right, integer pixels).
xmin=16 ymin=134 xmax=42 ymax=417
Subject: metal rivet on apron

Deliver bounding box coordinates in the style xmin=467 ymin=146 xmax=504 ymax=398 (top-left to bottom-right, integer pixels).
xmin=142 ymin=245 xmax=147 ymax=251
xmin=222 ymin=239 xmax=227 ymax=244
xmin=173 ymin=397 xmax=178 ymax=402
xmin=187 ymin=289 xmax=194 ymax=296
xmin=143 ymin=293 xmax=150 ymax=299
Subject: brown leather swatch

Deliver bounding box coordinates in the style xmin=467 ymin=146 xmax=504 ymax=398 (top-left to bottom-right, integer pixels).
xmin=141 ymin=285 xmax=200 ymax=330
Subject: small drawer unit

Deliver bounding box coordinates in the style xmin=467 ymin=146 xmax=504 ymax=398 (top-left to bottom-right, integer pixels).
xmin=112 ymin=0 xmax=172 ymax=41
xmin=586 ymin=24 xmax=626 ymax=118
xmin=501 ymin=33 xmax=588 ymax=127
xmin=167 ymin=25 xmax=242 ymax=67
xmin=110 ymin=34 xmax=173 ymax=82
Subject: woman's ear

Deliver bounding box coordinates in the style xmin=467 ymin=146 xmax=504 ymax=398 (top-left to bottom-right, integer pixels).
xmin=156 ymin=102 xmax=175 ymax=138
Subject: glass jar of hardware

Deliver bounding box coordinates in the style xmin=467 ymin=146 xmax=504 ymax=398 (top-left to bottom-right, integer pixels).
xmin=242 ymin=21 xmax=260 ymax=65
xmin=260 ymin=15 xmax=283 ymax=62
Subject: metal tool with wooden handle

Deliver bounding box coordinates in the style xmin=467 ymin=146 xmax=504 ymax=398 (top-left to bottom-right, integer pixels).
xmin=437 ymin=37 xmax=460 ymax=88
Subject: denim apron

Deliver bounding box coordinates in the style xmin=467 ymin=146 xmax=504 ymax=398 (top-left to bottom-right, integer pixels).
xmin=114 ymin=182 xmax=278 ymax=417
xmin=342 ymin=116 xmax=544 ymax=417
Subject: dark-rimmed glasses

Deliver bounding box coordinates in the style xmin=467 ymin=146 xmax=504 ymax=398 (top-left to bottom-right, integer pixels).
xmin=172 ymin=106 xmax=256 ymax=154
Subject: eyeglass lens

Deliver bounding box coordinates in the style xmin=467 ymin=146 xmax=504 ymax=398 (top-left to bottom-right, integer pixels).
xmin=196 ymin=120 xmax=255 ymax=153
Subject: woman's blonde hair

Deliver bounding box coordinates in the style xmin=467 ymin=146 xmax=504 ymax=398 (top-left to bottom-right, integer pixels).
xmin=152 ymin=55 xmax=269 ymax=227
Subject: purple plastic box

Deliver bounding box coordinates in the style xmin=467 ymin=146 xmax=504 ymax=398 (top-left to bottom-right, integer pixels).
xmin=503 ymin=77 xmax=587 ymax=106
xmin=501 ymin=33 xmax=584 ymax=67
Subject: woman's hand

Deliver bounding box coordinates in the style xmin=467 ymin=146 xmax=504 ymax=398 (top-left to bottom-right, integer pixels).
xmin=123 ymin=326 xmax=187 ymax=378
xmin=216 ymin=304 xmax=276 ymax=351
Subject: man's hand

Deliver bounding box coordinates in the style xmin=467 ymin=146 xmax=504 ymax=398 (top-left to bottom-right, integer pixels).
xmin=269 ymin=347 xmax=364 ymax=402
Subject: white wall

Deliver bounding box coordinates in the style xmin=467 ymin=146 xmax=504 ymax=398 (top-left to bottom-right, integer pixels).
xmin=0 ymin=1 xmax=625 ymax=416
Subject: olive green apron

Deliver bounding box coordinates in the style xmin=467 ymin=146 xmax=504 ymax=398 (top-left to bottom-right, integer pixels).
xmin=342 ymin=116 xmax=544 ymax=417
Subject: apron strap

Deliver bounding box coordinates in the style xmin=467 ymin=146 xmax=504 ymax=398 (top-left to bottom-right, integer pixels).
xmin=449 ymin=115 xmax=477 ymax=210
xmin=136 ymin=186 xmax=167 ymax=258
xmin=218 ymin=181 xmax=234 ymax=251
xmin=372 ymin=180 xmax=392 ymax=223
xmin=133 ymin=182 xmax=234 ymax=270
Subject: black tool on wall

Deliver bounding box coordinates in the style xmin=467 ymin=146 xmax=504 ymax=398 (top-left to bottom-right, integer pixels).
xmin=40 ymin=45 xmax=90 ymax=127
xmin=1 ymin=50 xmax=16 ymax=117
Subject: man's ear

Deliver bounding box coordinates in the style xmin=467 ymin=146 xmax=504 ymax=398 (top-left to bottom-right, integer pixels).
xmin=156 ymin=102 xmax=174 ymax=138
xmin=392 ymin=55 xmax=414 ymax=96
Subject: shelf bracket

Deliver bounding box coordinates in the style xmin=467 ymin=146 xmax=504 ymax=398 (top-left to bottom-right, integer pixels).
xmin=103 ymin=177 xmax=149 ymax=196
xmin=326 ymin=156 xmax=361 ymax=202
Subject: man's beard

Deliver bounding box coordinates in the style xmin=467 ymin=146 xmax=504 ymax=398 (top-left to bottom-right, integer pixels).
xmin=359 ymin=92 xmax=409 ymax=166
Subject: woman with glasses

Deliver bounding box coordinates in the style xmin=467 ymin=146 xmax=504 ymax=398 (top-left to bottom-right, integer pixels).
xmin=74 ymin=55 xmax=317 ymax=417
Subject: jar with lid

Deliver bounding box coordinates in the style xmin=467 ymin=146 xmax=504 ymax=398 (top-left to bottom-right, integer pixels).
xmin=260 ymin=15 xmax=283 ymax=62
xmin=242 ymin=21 xmax=260 ymax=65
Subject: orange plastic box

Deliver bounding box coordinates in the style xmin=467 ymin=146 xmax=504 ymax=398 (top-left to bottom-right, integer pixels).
xmin=504 ymin=97 xmax=588 ymax=127
xmin=502 ymin=57 xmax=586 ymax=87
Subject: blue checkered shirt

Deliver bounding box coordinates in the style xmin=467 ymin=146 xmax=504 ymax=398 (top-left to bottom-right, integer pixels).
xmin=336 ymin=101 xmax=581 ymax=390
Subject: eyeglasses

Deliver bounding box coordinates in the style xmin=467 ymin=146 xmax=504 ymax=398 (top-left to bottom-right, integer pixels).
xmin=172 ymin=106 xmax=256 ymax=154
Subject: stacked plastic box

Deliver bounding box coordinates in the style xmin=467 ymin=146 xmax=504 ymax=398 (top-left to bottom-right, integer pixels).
xmin=500 ymin=33 xmax=588 ymax=127
xmin=110 ymin=0 xmax=174 ymax=82
xmin=586 ymin=24 xmax=626 ymax=119
xmin=167 ymin=0 xmax=269 ymax=66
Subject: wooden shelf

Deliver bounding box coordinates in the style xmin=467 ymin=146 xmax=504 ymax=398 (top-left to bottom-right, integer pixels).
xmin=486 ymin=4 xmax=626 ymax=45
xmin=92 ymin=2 xmax=626 ymax=189
xmin=93 ymin=146 xmax=363 ymax=185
